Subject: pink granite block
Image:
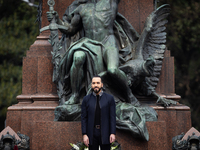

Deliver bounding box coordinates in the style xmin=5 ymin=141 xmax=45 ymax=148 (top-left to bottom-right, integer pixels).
xmin=6 ymin=110 xmax=22 ymax=133
xmin=155 ymin=51 xmax=175 ymax=96
xmin=162 ymin=57 xmax=175 ymax=94
xmin=37 ymin=56 xmax=55 ymax=94
xmin=176 ymin=110 xmax=192 ymax=134
xmin=27 ymin=121 xmax=168 ymax=150
xmin=41 ymin=0 xmax=49 ymax=29
xmin=157 ymin=109 xmax=178 ymax=150
xmin=116 ymin=128 xmax=148 ymax=150
xmin=21 ymin=109 xmax=55 ymax=122
xmin=27 ymin=39 xmax=52 ymax=57
xmin=147 ymin=121 xmax=168 ymax=150
xmin=118 ymin=0 xmax=140 ymax=33
xmin=31 ymin=121 xmax=82 ymax=150
xmin=22 ymin=57 xmax=38 ymax=95
xmin=6 ymin=105 xmax=192 ymax=150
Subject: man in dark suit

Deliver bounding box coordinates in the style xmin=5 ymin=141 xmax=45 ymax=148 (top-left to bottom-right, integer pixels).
xmin=81 ymin=76 xmax=116 ymax=150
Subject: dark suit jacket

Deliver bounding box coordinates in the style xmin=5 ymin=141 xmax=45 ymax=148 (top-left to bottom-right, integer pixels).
xmin=81 ymin=92 xmax=116 ymax=145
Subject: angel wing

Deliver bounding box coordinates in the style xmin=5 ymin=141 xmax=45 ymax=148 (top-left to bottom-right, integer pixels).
xmin=135 ymin=4 xmax=170 ymax=88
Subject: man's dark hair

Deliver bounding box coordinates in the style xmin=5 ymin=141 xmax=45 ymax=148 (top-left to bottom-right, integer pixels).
xmin=92 ymin=75 xmax=102 ymax=83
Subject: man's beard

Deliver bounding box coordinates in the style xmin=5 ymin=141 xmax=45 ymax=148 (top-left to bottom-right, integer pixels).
xmin=92 ymin=87 xmax=102 ymax=93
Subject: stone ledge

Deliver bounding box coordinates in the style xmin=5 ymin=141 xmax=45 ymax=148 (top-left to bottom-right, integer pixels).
xmin=17 ymin=94 xmax=59 ymax=102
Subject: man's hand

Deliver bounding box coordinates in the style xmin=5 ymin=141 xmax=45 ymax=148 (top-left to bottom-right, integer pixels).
xmin=110 ymin=134 xmax=115 ymax=143
xmin=83 ymin=135 xmax=89 ymax=147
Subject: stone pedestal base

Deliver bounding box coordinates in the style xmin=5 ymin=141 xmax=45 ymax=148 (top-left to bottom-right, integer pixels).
xmin=6 ymin=103 xmax=191 ymax=150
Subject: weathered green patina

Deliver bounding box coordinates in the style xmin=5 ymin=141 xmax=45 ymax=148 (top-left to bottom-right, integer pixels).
xmin=41 ymin=0 xmax=177 ymax=141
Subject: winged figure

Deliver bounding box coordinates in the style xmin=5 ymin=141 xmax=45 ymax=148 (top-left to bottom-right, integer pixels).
xmin=118 ymin=4 xmax=177 ymax=107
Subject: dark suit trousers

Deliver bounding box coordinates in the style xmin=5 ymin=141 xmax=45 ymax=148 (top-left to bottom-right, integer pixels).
xmin=89 ymin=128 xmax=110 ymax=150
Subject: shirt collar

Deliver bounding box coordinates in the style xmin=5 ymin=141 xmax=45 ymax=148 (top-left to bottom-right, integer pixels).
xmin=93 ymin=90 xmax=103 ymax=97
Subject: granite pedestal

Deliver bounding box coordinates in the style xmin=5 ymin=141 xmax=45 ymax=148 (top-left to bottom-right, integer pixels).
xmin=7 ymin=104 xmax=191 ymax=150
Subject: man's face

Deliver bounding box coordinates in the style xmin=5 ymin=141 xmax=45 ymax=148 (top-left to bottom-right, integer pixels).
xmin=91 ymin=77 xmax=103 ymax=94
